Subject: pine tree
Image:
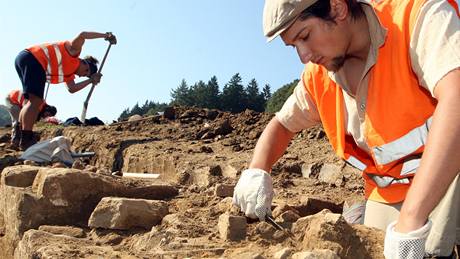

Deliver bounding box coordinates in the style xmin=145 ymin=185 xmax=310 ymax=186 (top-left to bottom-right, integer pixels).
xmin=190 ymin=80 xmax=208 ymax=108
xmin=206 ymin=76 xmax=220 ymax=109
xmin=118 ymin=107 xmax=131 ymax=121
xmin=221 ymin=73 xmax=247 ymax=113
xmin=262 ymin=84 xmax=272 ymax=102
xmin=130 ymin=103 xmax=142 ymax=115
xmin=245 ymin=78 xmax=265 ymax=112
xmin=170 ymin=79 xmax=192 ymax=106
xmin=140 ymin=100 xmax=150 ymax=114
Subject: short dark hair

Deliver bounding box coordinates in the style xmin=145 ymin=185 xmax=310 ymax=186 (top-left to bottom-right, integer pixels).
xmin=38 ymin=104 xmax=57 ymax=120
xmin=44 ymin=105 xmax=57 ymax=116
xmin=83 ymin=56 xmax=99 ymax=76
xmin=83 ymin=55 xmax=99 ymax=65
xmin=299 ymin=0 xmax=364 ymax=22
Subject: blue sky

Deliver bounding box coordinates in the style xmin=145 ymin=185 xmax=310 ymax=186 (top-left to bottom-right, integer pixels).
xmin=0 ymin=0 xmax=303 ymax=122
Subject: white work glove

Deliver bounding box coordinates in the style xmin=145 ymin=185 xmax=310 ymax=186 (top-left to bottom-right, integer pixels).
xmin=384 ymin=220 xmax=432 ymax=259
xmin=232 ymin=168 xmax=274 ymax=221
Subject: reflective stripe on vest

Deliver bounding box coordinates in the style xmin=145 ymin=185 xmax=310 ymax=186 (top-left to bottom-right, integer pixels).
xmin=16 ymin=93 xmax=22 ymax=104
xmin=346 ymin=155 xmax=367 ymax=171
xmin=53 ymin=44 xmax=64 ymax=82
xmin=367 ymin=174 xmax=411 ymax=188
xmin=365 ymin=156 xmax=420 ymax=188
xmin=348 ymin=155 xmax=421 ymax=187
xmin=372 ymin=117 xmax=432 ymax=165
xmin=400 ymin=157 xmax=421 ymax=176
xmin=39 ymin=43 xmax=64 ymax=83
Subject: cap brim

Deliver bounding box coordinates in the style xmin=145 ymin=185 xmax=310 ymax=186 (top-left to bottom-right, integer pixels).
xmin=265 ymin=16 xmax=298 ymax=42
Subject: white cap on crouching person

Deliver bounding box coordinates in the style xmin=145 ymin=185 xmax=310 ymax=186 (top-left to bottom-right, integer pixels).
xmin=263 ymin=0 xmax=319 ymax=42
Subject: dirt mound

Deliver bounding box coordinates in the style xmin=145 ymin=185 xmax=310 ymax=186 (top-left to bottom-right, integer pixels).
xmin=0 ymin=106 xmax=383 ymax=259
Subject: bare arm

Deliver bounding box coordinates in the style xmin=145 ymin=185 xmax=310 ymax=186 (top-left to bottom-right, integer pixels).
xmin=65 ymin=79 xmax=93 ymax=94
xmin=249 ymin=117 xmax=296 ymax=172
xmin=67 ymin=31 xmax=111 ymax=56
xmin=396 ymin=68 xmax=460 ymax=232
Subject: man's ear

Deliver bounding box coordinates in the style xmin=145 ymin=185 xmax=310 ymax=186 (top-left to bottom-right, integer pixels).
xmin=330 ymin=0 xmax=349 ymax=21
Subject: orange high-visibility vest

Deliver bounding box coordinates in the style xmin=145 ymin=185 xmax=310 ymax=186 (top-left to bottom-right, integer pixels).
xmin=28 ymin=41 xmax=80 ymax=84
xmin=8 ymin=90 xmax=46 ymax=111
xmin=8 ymin=90 xmax=25 ymax=107
xmin=302 ymin=0 xmax=459 ymax=203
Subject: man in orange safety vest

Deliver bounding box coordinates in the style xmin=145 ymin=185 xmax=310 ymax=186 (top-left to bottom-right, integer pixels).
xmin=14 ymin=31 xmax=116 ymax=150
xmin=233 ymin=0 xmax=460 ymax=258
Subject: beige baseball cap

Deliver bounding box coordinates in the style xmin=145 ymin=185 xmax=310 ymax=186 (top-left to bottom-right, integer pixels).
xmin=263 ymin=0 xmax=318 ymax=42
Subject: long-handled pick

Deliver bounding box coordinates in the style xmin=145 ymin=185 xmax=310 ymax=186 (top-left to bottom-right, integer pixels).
xmin=80 ymin=42 xmax=113 ymax=123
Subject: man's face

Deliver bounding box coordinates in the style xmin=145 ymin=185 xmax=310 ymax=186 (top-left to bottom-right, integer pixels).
xmin=281 ymin=15 xmax=349 ymax=72
xmin=76 ymin=60 xmax=90 ymax=77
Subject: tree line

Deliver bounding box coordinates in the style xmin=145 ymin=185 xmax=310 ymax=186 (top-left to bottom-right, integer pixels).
xmin=118 ymin=73 xmax=299 ymax=121
xmin=171 ymin=74 xmax=271 ymax=113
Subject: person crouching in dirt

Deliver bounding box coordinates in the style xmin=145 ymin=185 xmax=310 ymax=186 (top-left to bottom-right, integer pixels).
xmin=14 ymin=31 xmax=117 ymax=150
xmin=232 ymin=0 xmax=459 ymax=258
xmin=5 ymin=89 xmax=57 ymax=148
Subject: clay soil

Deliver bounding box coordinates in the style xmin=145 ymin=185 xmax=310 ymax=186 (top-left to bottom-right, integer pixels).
xmin=0 ymin=107 xmax=385 ymax=259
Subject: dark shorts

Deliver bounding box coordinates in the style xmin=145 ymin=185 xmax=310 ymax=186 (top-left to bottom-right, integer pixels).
xmin=15 ymin=50 xmax=46 ymax=99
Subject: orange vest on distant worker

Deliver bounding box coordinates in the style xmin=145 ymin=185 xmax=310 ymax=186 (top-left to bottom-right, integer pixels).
xmin=302 ymin=0 xmax=459 ymax=203
xmin=8 ymin=90 xmax=25 ymax=107
xmin=28 ymin=41 xmax=80 ymax=84
xmin=8 ymin=90 xmax=46 ymax=111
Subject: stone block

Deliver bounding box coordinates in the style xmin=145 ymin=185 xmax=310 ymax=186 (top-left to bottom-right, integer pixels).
xmin=222 ymin=164 xmax=238 ymax=179
xmin=1 ymin=165 xmax=41 ymax=187
xmin=318 ymin=164 xmax=343 ymax=186
xmin=88 ymin=197 xmax=168 ymax=230
xmin=215 ymin=184 xmax=234 ymax=197
xmin=218 ymin=213 xmax=246 ymax=241
xmin=292 ymin=210 xmax=369 ymax=259
xmin=14 ymin=229 xmax=135 ymax=259
xmin=255 ymin=221 xmax=276 ymax=239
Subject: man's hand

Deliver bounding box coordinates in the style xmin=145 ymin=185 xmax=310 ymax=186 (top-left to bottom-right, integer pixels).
xmin=90 ymin=73 xmax=103 ymax=85
xmin=105 ymin=32 xmax=117 ymax=45
xmin=232 ymin=168 xmax=274 ymax=221
xmin=384 ymin=220 xmax=432 ymax=259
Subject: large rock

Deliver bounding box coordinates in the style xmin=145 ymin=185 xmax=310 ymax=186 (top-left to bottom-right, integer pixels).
xmin=1 ymin=165 xmax=41 ymax=187
xmin=14 ymin=229 xmax=137 ymax=259
xmin=31 ymin=168 xmax=121 ymax=208
xmin=292 ymin=210 xmax=376 ymax=259
xmin=0 ymin=166 xmax=177 ymax=259
xmin=88 ymin=197 xmax=168 ymax=230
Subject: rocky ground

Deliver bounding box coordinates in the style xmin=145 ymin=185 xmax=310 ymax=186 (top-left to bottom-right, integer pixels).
xmin=0 ymin=107 xmax=386 ymax=259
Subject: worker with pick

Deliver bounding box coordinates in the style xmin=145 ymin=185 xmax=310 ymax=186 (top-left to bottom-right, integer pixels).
xmin=14 ymin=31 xmax=117 ymax=150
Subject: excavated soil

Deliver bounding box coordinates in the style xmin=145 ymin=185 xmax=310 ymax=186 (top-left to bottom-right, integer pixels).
xmin=0 ymin=107 xmax=385 ymax=259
